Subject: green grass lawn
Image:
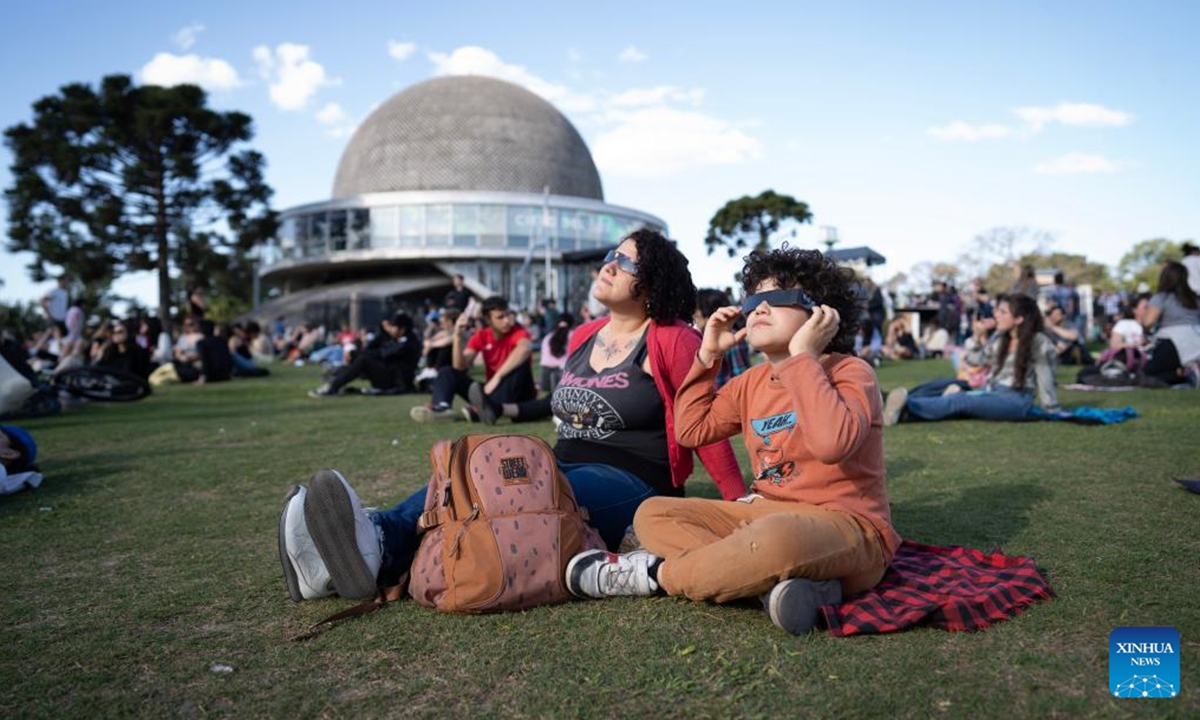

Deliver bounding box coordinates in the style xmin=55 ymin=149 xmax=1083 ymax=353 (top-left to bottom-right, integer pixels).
xmin=2 ymin=359 xmax=1197 ymax=718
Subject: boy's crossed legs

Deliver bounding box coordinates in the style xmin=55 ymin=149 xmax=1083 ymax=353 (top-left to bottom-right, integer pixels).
xmin=568 ymin=496 xmax=888 ymax=634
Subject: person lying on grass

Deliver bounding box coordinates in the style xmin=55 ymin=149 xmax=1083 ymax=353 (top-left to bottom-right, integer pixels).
xmin=564 ymin=246 xmax=900 ymax=636
xmin=882 ymin=294 xmax=1060 ymax=426
xmin=277 ymin=229 xmax=745 ymax=604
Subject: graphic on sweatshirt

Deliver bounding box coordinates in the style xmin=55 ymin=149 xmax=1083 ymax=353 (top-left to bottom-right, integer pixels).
xmin=552 ymin=387 xmax=623 ymax=440
xmin=750 ymin=411 xmax=797 ymax=484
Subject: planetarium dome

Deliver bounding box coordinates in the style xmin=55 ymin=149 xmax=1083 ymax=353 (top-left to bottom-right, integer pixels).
xmin=331 ymin=76 xmax=604 ymax=201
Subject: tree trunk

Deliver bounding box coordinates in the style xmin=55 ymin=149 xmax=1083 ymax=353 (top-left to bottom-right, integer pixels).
xmin=154 ymin=161 xmax=171 ymax=332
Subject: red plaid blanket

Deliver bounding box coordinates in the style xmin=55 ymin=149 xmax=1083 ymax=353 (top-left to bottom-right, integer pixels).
xmin=819 ymin=541 xmax=1054 ymax=636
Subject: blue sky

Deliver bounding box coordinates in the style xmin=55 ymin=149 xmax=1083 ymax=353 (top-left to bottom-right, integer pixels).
xmin=2 ymin=0 xmax=1198 ymax=306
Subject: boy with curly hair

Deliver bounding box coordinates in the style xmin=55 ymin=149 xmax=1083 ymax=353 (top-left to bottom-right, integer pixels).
xmin=566 ymin=247 xmax=900 ymax=635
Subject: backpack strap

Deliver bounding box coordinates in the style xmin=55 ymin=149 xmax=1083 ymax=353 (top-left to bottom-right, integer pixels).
xmin=290 ymin=588 xmax=388 ymax=642
xmin=290 ymin=575 xmax=409 ymax=642
xmin=417 ymin=506 xmax=456 ymax=531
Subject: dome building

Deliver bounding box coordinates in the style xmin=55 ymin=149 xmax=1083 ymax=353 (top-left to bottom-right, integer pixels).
xmin=255 ymin=76 xmax=665 ymax=326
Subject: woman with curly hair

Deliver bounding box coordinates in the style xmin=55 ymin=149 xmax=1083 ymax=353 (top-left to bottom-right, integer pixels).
xmin=275 ymin=229 xmax=746 ymax=603
xmin=883 ymin=293 xmax=1059 ymax=425
xmin=564 ymin=246 xmax=899 ymax=636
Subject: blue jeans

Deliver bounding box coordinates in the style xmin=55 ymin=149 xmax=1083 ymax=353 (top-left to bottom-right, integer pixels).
xmin=905 ymin=377 xmax=1033 ymax=422
xmin=371 ymin=461 xmax=657 ymax=586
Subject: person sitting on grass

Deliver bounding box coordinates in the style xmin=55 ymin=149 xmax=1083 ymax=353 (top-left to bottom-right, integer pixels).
xmin=883 ymin=294 xmax=1060 ymax=426
xmin=1140 ymin=261 xmax=1200 ymax=387
xmin=276 ymin=229 xmax=746 ymax=604
xmin=94 ymin=320 xmax=152 ymax=379
xmin=537 ymin=312 xmax=574 ymax=394
xmin=309 ymin=313 xmax=421 ymax=397
xmin=1044 ymin=304 xmax=1092 ymax=366
xmin=881 ymin=316 xmax=918 ymax=360
xmin=562 ymin=246 xmax=899 ymax=636
xmin=409 ymin=296 xmax=535 ymax=423
xmin=0 ymin=424 xmax=41 ymax=495
xmin=415 ymin=309 xmax=460 ymax=391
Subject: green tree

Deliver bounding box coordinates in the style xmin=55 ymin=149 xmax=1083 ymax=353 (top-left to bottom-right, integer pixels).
xmin=4 ymin=74 xmax=277 ymax=328
xmin=982 ymin=251 xmax=1113 ymax=295
xmin=1117 ymin=238 xmax=1185 ymax=291
xmin=704 ymin=190 xmax=812 ymax=257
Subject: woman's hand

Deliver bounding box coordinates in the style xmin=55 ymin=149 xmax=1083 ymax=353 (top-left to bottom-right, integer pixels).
xmin=698 ymin=305 xmax=745 ymax=366
xmin=972 ymin=317 xmax=995 ymax=341
xmin=789 ymin=305 xmax=840 ymax=357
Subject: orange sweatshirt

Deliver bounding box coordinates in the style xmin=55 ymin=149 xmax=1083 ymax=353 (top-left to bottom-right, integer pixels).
xmin=675 ymin=351 xmax=901 ymax=558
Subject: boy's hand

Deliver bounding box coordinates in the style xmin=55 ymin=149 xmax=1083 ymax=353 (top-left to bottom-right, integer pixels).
xmin=789 ymin=305 xmax=840 ymax=357
xmin=699 ymin=305 xmax=746 ymax=366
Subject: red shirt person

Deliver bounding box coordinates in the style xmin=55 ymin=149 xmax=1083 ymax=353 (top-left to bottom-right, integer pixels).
xmin=411 ymin=295 xmax=536 ymax=422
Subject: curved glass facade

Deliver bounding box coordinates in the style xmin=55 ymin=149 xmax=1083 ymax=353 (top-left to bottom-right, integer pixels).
xmin=263 ymin=201 xmax=659 ymax=267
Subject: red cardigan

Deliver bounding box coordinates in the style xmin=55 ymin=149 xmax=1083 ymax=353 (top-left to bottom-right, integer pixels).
xmin=569 ymin=318 xmax=747 ymax=500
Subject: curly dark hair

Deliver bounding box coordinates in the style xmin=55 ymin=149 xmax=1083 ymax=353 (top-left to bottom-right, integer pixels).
xmin=992 ymin=294 xmax=1044 ymax=390
xmin=740 ymin=245 xmax=861 ymax=354
xmin=626 ymin=228 xmax=697 ymax=324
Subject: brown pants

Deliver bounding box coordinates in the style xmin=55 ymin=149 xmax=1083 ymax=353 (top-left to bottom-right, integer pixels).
xmin=634 ymin=496 xmax=889 ymax=603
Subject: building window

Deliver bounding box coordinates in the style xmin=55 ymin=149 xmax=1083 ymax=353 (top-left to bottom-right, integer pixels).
xmin=279 ymin=217 xmax=298 ymax=259
xmin=426 ymin=204 xmax=451 ymax=246
xmin=372 ymin=206 xmax=399 ymax=248
xmin=453 ymin=204 xmax=479 ymax=247
xmin=480 ymin=205 xmax=506 ymax=248
xmin=349 ymin=209 xmax=370 ymax=250
xmin=309 ymin=212 xmax=328 ymax=257
xmin=329 ymin=210 xmax=347 ymax=252
xmin=399 ymin=205 xmax=423 ymax=247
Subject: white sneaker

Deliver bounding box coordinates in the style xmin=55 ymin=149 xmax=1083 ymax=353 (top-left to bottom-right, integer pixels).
xmin=762 ymin=578 xmax=842 ymax=635
xmin=410 ymin=404 xmax=459 ymax=422
xmin=299 ymin=470 xmax=383 ymax=599
xmin=565 ymin=549 xmax=661 ymax=598
xmin=278 ymin=485 xmax=335 ymax=601
xmin=883 ymin=386 xmax=908 ymax=427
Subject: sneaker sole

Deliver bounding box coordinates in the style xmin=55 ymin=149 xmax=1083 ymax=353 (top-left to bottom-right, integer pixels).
xmin=883 ymin=387 xmax=908 ymax=427
xmin=278 ymin=485 xmax=304 ymax=603
xmin=468 ymin=383 xmax=496 ymax=425
xmin=565 ymin=549 xmax=608 ymax=599
xmin=304 ymin=470 xmax=377 ymax=599
xmin=767 ymin=578 xmax=843 ymax=635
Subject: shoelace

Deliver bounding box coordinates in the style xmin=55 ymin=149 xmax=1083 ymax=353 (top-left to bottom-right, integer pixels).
xmin=600 ymin=556 xmax=651 ymax=594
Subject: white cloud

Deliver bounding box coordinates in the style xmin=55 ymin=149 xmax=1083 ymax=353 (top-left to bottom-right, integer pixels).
xmin=610 ymin=86 xmax=705 ymax=108
xmin=592 ymin=107 xmax=762 ymax=178
xmin=1033 ymin=152 xmax=1117 ymax=175
xmin=139 ymin=52 xmax=241 ymax=90
xmin=567 ymin=49 xmax=583 ymax=63
xmin=171 ymin=23 xmax=205 ymax=50
xmin=427 ymin=45 xmax=596 ymax=113
xmin=253 ymin=43 xmax=337 ymax=111
xmin=1014 ymin=102 xmax=1133 ymax=131
xmin=618 ymin=46 xmax=647 ymax=63
xmin=316 ymin=102 xmax=348 ymax=125
xmin=387 ymin=40 xmax=416 ymax=61
xmin=927 ymin=121 xmax=1012 ymax=142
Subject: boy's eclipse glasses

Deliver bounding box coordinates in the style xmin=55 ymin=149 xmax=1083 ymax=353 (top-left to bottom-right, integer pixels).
xmin=602 ymin=248 xmax=638 ymax=274
xmin=741 ymin=289 xmax=818 ymax=315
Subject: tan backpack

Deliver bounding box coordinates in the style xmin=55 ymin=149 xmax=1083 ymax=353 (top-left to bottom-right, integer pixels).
xmin=408 ymin=434 xmax=604 ymax=613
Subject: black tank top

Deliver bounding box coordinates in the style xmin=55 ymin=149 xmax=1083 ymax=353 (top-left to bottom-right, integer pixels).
xmin=552 ymin=329 xmax=675 ymax=495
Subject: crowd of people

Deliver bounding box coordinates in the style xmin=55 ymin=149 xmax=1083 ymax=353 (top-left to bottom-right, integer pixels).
xmin=277 ymin=233 xmax=1199 ymax=639
xmin=4 ymin=231 xmax=1196 ymax=638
